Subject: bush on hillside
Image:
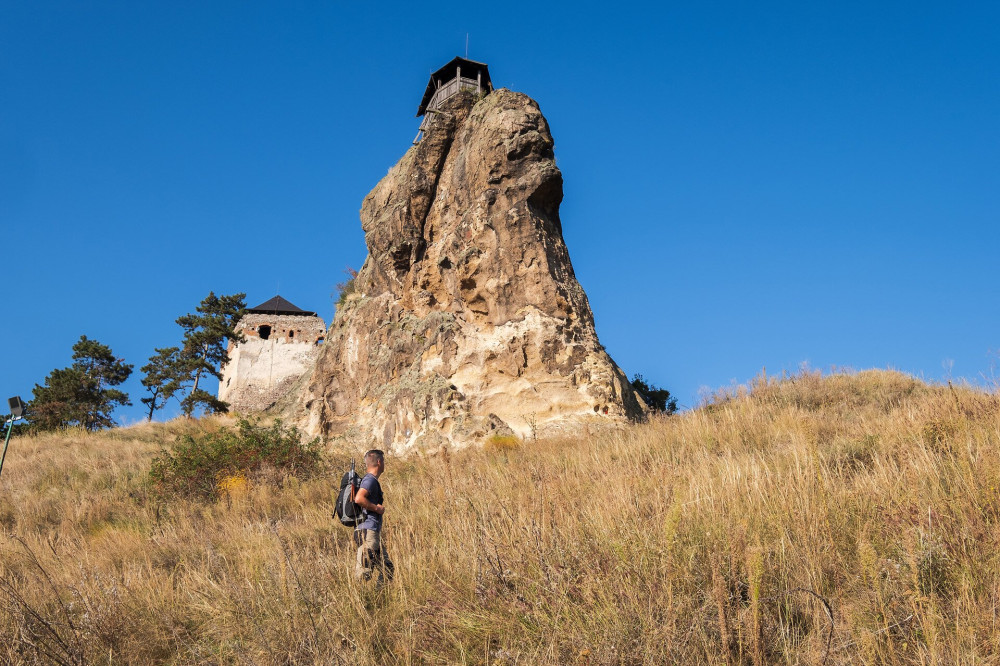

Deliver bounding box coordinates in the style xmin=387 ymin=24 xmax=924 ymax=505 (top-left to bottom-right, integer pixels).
xmin=631 ymin=374 xmax=678 ymax=414
xmin=149 ymin=418 xmax=321 ymax=500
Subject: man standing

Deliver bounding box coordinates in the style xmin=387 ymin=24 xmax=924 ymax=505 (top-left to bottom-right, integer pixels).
xmin=353 ymin=449 xmax=394 ymax=583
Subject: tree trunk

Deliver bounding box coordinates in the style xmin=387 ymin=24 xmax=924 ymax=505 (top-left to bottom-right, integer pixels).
xmin=187 ymin=368 xmax=201 ymax=418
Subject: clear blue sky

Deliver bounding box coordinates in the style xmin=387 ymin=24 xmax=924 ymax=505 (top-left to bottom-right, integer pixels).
xmin=2 ymin=2 xmax=998 ymax=424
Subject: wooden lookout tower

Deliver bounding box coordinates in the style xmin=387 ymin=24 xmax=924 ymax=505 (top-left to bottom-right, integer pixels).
xmin=414 ymin=56 xmax=492 ymax=143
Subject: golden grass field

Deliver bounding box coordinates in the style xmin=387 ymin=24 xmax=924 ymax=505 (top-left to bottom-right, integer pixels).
xmin=1 ymin=369 xmax=999 ymax=664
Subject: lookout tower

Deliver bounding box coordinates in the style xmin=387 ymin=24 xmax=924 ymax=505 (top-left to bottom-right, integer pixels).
xmin=415 ymin=57 xmax=492 ymax=142
xmin=218 ymin=295 xmax=327 ymax=413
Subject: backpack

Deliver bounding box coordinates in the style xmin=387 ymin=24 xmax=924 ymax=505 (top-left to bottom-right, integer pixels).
xmin=334 ymin=459 xmax=365 ymax=528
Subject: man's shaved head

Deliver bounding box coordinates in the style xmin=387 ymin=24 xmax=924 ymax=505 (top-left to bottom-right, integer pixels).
xmin=365 ymin=449 xmax=385 ymax=467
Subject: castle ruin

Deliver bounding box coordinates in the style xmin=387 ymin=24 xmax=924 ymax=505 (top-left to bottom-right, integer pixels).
xmin=218 ymin=295 xmax=326 ymax=413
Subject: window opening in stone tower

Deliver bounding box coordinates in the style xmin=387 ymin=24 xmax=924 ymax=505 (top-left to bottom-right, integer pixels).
xmin=259 ymin=325 xmax=271 ymax=340
xmin=289 ymin=330 xmax=294 ymax=339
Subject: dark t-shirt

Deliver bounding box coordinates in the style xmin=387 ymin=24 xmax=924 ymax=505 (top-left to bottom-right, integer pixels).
xmin=357 ymin=473 xmax=383 ymax=531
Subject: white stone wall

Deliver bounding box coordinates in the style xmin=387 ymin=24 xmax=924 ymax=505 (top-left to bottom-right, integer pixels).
xmin=219 ymin=313 xmax=327 ymax=413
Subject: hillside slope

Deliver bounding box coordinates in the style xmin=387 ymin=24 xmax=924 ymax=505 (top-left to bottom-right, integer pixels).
xmin=1 ymin=369 xmax=999 ymax=664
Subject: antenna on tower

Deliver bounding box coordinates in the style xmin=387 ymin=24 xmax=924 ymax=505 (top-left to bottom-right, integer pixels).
xmin=465 ymin=33 xmax=469 ymax=59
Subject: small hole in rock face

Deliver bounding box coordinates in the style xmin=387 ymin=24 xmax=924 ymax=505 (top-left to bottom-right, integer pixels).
xmin=439 ymin=257 xmax=452 ymax=269
xmin=460 ymin=277 xmax=476 ymax=290
xmin=594 ymin=405 xmax=600 ymax=413
xmin=316 ymin=337 xmax=324 ymax=345
xmin=259 ymin=325 xmax=271 ymax=340
xmin=289 ymin=330 xmax=294 ymax=339
xmin=450 ymin=385 xmax=457 ymax=391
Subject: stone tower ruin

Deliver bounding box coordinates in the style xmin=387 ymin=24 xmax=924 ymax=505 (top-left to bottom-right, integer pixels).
xmin=218 ymin=295 xmax=327 ymax=413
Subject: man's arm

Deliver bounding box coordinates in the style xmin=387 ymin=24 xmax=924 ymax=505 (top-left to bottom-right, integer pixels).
xmin=354 ymin=488 xmax=384 ymax=515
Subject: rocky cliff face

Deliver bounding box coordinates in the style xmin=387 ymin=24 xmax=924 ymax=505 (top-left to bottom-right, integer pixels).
xmin=289 ymin=89 xmax=647 ymax=450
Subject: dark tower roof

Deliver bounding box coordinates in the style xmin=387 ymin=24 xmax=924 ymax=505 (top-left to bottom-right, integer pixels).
xmin=417 ymin=56 xmax=492 ymax=117
xmin=247 ymin=295 xmax=317 ymax=317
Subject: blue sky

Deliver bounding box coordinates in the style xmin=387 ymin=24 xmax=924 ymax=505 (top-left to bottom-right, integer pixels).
xmin=2 ymin=1 xmax=998 ymax=424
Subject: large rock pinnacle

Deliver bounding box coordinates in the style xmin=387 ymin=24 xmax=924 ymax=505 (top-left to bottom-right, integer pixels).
xmin=289 ymin=89 xmax=648 ymax=450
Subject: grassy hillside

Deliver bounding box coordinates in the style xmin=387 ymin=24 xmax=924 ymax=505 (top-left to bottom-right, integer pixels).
xmin=1 ymin=370 xmax=998 ymax=664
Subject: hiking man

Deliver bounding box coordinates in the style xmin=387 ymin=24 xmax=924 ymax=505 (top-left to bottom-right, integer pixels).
xmin=353 ymin=448 xmax=394 ymax=583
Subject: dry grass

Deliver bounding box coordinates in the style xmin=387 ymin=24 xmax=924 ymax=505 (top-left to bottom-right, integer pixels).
xmin=1 ymin=369 xmax=999 ymax=664
xmin=484 ymin=435 xmax=522 ymax=454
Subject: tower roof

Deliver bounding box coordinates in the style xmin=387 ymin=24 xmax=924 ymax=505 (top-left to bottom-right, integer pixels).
xmin=417 ymin=56 xmax=492 ymax=117
xmin=247 ymin=295 xmax=317 ymax=317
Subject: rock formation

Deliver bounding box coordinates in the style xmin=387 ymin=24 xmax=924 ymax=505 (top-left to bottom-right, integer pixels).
xmin=287 ymin=89 xmax=647 ymax=450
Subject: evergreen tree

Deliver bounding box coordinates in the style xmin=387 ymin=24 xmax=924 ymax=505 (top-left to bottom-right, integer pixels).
xmin=174 ymin=292 xmax=246 ymax=417
xmin=140 ymin=346 xmax=184 ymax=421
xmin=29 ymin=367 xmax=90 ymax=430
xmin=631 ymin=374 xmax=678 ymax=415
xmin=30 ymin=336 xmax=133 ymax=430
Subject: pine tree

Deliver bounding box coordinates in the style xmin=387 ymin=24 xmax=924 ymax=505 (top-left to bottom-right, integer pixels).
xmin=174 ymin=292 xmax=246 ymax=417
xmin=30 ymin=336 xmax=133 ymax=430
xmin=140 ymin=346 xmax=184 ymax=421
xmin=29 ymin=367 xmax=90 ymax=430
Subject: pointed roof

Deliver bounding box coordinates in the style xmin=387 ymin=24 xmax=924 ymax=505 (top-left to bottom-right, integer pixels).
xmin=247 ymin=295 xmax=317 ymax=317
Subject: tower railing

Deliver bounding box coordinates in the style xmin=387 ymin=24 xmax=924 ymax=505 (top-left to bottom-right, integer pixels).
xmin=427 ymin=76 xmax=482 ymax=110
xmin=414 ymin=76 xmax=484 ymax=144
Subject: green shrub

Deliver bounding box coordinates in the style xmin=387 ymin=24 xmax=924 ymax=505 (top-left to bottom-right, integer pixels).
xmin=149 ymin=418 xmax=322 ymax=500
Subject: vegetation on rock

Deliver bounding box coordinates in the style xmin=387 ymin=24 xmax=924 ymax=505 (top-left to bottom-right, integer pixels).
xmin=334 ymin=266 xmax=358 ymax=309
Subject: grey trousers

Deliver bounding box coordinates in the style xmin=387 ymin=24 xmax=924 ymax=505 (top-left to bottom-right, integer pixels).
xmin=355 ymin=528 xmax=394 ymax=583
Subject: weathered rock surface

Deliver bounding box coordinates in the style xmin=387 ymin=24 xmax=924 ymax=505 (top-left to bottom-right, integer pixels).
xmin=288 ymin=89 xmax=647 ymax=450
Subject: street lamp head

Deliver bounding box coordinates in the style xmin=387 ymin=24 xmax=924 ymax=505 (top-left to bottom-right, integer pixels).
xmin=8 ymin=396 xmax=25 ymax=419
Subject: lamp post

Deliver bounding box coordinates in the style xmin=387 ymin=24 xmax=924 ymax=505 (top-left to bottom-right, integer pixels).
xmin=0 ymin=396 xmax=25 ymax=479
